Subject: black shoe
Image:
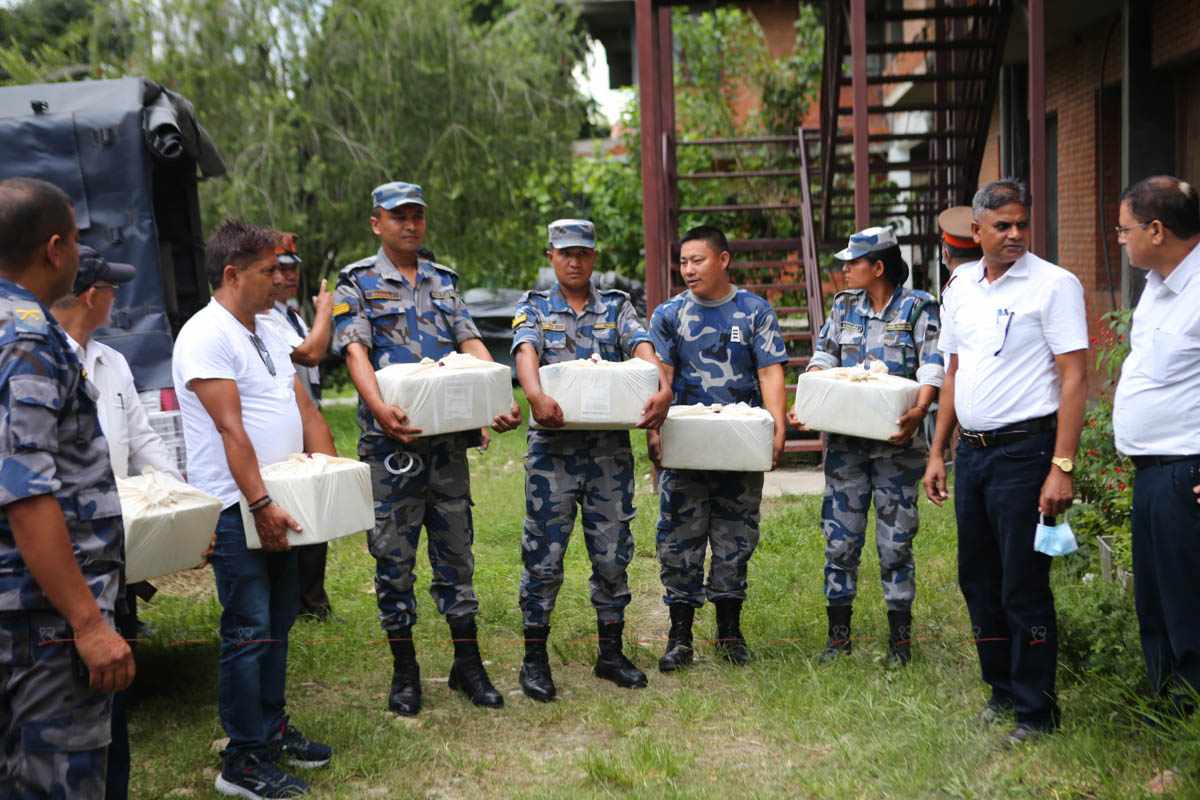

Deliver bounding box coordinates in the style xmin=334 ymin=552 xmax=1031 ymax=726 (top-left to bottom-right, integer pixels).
xmin=519 ymin=625 xmax=556 ymax=702
xmin=713 ymin=599 xmax=750 ymax=665
xmin=886 ymin=608 xmax=913 ymax=666
xmin=658 ymin=605 xmax=695 ymax=673
xmin=447 ymin=615 xmax=503 ymax=709
xmin=215 ymin=750 xmax=308 ymax=799
xmin=387 ymin=629 xmax=422 ymax=716
xmin=819 ymin=605 xmax=853 ymax=663
xmin=594 ymin=620 xmax=648 ymax=688
xmin=1005 ymin=722 xmax=1049 ymax=747
xmin=272 ymin=718 xmax=332 ymax=769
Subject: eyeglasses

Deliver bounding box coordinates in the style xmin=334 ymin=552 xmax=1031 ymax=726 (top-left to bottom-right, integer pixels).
xmin=1114 ymin=221 xmax=1152 ymax=237
xmin=248 ymin=333 xmax=276 ymax=376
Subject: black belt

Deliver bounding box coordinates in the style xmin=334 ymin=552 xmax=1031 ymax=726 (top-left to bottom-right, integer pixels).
xmin=959 ymin=414 xmax=1056 ymax=449
xmin=1130 ymin=454 xmax=1200 ymax=470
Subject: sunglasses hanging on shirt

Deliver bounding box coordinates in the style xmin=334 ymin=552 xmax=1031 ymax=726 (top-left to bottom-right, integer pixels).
xmin=249 ymin=333 xmax=276 ymax=376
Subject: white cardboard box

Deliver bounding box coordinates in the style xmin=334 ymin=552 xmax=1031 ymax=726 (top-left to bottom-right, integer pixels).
xmin=241 ymin=454 xmax=374 ymax=549
xmin=118 ymin=471 xmax=222 ymax=583
xmin=375 ymin=353 xmax=513 ymax=437
xmin=533 ymin=355 xmax=659 ymax=430
xmin=792 ymin=365 xmax=920 ymax=441
xmin=659 ymin=403 xmax=775 ymax=471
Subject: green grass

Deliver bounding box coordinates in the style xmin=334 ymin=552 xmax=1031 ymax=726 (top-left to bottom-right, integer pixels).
xmin=127 ymin=403 xmax=1200 ymax=799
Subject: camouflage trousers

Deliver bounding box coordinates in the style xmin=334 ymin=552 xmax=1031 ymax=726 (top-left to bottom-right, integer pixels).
xmin=656 ymin=469 xmax=764 ymax=608
xmin=362 ymin=432 xmax=478 ymax=632
xmin=519 ymin=430 xmax=636 ymax=626
xmin=822 ymin=435 xmax=926 ymax=610
xmin=0 ymin=611 xmax=112 ymax=799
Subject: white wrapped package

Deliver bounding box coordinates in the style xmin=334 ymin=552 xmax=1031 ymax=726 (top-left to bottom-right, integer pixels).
xmin=793 ymin=362 xmax=920 ymax=441
xmin=375 ymin=353 xmax=513 ymax=437
xmin=533 ymin=354 xmax=659 ymax=430
xmin=660 ymin=403 xmax=775 ymax=472
xmin=117 ymin=471 xmax=222 ymax=583
xmin=241 ymin=454 xmax=374 ymax=549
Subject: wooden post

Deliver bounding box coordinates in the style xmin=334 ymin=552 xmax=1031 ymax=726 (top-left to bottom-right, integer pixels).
xmin=1027 ymin=0 xmax=1047 ymax=256
xmin=849 ymin=0 xmax=870 ymax=230
xmin=636 ymin=0 xmax=668 ymax=312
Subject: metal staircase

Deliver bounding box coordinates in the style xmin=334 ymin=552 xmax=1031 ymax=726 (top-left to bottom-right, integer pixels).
xmin=817 ymin=0 xmax=1012 ymax=286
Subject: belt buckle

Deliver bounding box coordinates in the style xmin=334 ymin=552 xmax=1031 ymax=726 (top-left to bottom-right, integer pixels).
xmin=963 ymin=430 xmax=988 ymax=448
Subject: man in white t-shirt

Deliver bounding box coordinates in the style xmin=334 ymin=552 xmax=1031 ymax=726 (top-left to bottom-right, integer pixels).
xmin=173 ymin=220 xmax=337 ymax=799
xmin=256 ymin=234 xmax=335 ymax=622
xmin=923 ymin=179 xmax=1088 ymax=746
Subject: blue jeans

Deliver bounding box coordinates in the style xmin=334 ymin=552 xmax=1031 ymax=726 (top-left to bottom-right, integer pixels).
xmin=954 ymin=429 xmax=1060 ymax=729
xmin=210 ymin=507 xmax=299 ymax=755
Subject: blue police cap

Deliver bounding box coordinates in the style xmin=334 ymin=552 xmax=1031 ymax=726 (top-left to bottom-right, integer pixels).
xmin=372 ymin=181 xmax=426 ymax=211
xmin=833 ymin=226 xmax=899 ymax=261
xmin=547 ymin=219 xmax=596 ymax=250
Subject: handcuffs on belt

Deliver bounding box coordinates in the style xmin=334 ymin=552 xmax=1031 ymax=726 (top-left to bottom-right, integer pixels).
xmin=384 ymin=450 xmax=424 ymax=476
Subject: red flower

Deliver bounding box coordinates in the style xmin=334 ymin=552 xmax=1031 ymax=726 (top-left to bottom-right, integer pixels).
xmin=1114 ymin=466 xmax=1123 ymax=474
xmin=1119 ymin=482 xmax=1127 ymax=491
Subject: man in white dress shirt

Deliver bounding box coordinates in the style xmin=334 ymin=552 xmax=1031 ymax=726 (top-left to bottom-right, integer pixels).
xmin=52 ymin=245 xmax=182 ymax=800
xmin=923 ymin=179 xmax=1088 ymax=744
xmin=256 ymin=234 xmax=335 ymax=620
xmin=1112 ymin=175 xmax=1200 ymax=719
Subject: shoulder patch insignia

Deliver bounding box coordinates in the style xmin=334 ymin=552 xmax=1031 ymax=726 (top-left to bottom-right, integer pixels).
xmin=511 ymin=313 xmax=528 ymax=329
xmin=332 ymin=302 xmax=352 ymax=316
xmin=13 ymin=307 xmax=48 ymax=337
xmin=541 ymin=321 xmax=566 ymax=332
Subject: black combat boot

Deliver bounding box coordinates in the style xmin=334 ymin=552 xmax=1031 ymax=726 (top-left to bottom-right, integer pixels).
xmin=713 ymin=599 xmax=751 ymax=665
xmin=446 ymin=615 xmax=503 ymax=708
xmin=519 ymin=625 xmax=556 ymax=702
xmin=593 ymin=619 xmax=648 ymax=688
xmin=819 ymin=605 xmax=853 ymax=663
xmin=887 ymin=608 xmax=913 ymax=666
xmin=658 ymin=605 xmax=695 ymax=673
xmin=387 ymin=628 xmax=421 ymax=716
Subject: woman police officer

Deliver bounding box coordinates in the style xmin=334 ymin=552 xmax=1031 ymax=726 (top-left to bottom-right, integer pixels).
xmin=791 ymin=226 xmax=944 ymax=666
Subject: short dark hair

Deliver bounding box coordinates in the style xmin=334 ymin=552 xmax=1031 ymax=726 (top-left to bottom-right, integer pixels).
xmin=1120 ymin=175 xmax=1200 ymax=240
xmin=205 ymin=219 xmax=278 ymax=289
xmin=972 ymin=178 xmax=1031 ymax=217
xmin=0 ymin=177 xmax=75 ymax=275
xmin=679 ymin=225 xmax=730 ymax=256
xmin=874 ymin=244 xmax=910 ymax=287
xmin=943 ymin=241 xmax=982 ymax=261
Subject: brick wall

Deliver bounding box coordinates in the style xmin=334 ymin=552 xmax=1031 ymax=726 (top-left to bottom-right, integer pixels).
xmin=1153 ymin=0 xmax=1200 ymax=69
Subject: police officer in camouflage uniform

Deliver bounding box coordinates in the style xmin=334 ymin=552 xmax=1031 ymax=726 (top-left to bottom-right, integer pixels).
xmin=512 ymin=219 xmax=671 ymax=702
xmin=797 ymin=226 xmax=943 ymax=666
xmin=0 ymin=177 xmax=134 ymax=798
xmin=648 ymin=225 xmax=788 ymax=671
xmin=333 ymin=182 xmax=521 ymax=716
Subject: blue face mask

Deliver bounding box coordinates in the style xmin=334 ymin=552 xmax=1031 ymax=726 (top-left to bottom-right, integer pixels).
xmin=1034 ymin=515 xmax=1078 ymax=557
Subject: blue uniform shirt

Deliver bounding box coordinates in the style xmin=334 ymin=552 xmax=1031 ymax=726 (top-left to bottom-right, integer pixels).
xmin=650 ymin=287 xmax=788 ymax=406
xmin=331 ymin=249 xmax=482 ymax=445
xmin=0 ymin=279 xmax=124 ymax=612
xmin=511 ymin=282 xmax=649 ymax=365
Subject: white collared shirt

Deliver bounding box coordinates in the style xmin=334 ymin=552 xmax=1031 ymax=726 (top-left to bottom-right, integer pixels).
xmin=1113 ymin=241 xmax=1200 ymax=455
xmin=64 ymin=333 xmax=181 ymax=480
xmin=173 ymin=299 xmax=302 ymax=508
xmin=939 ymin=252 xmax=1088 ymax=431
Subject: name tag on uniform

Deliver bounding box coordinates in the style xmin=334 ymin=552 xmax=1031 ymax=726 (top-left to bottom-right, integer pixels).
xmin=430 ymin=290 xmax=455 ymax=300
xmin=593 ymin=321 xmax=617 ymax=330
xmin=365 ymin=290 xmax=398 ymax=301
xmin=541 ymin=322 xmax=566 ymax=332
xmin=840 ymin=322 xmax=863 ymax=335
xmin=885 ymin=321 xmax=911 ymax=332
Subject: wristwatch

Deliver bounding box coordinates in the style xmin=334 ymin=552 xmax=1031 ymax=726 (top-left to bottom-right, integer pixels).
xmin=1051 ymin=457 xmax=1074 ymax=474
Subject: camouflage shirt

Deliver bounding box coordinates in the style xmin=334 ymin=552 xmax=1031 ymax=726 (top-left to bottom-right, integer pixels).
xmin=810 ymin=286 xmax=944 ymax=387
xmin=0 ymin=279 xmax=123 ymax=612
xmin=511 ymin=282 xmax=650 ymax=365
xmin=650 ymin=287 xmax=788 ymax=406
xmin=331 ymin=249 xmax=482 ymax=443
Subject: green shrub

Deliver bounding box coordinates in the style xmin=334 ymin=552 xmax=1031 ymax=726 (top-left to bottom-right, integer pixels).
xmin=1056 ymin=571 xmax=1144 ymax=690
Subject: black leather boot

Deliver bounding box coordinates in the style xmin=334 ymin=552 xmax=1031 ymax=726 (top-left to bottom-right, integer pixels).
xmin=819 ymin=605 xmax=853 ymax=663
xmin=887 ymin=608 xmax=913 ymax=666
xmin=446 ymin=615 xmax=503 ymax=708
xmin=593 ymin=619 xmax=647 ymax=688
xmin=658 ymin=605 xmax=695 ymax=672
xmin=713 ymin=599 xmax=751 ymax=665
xmin=519 ymin=625 xmax=556 ymax=702
xmin=387 ymin=628 xmax=421 ymax=716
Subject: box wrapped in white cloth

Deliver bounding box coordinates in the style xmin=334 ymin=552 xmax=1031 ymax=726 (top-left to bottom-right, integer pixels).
xmin=660 ymin=403 xmax=775 ymax=471
xmin=117 ymin=470 xmax=222 ymax=583
xmin=792 ymin=362 xmax=920 ymax=441
xmin=533 ymin=354 xmax=659 ymax=430
xmin=375 ymin=353 xmax=513 ymax=437
xmin=240 ymin=454 xmax=374 ymax=549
